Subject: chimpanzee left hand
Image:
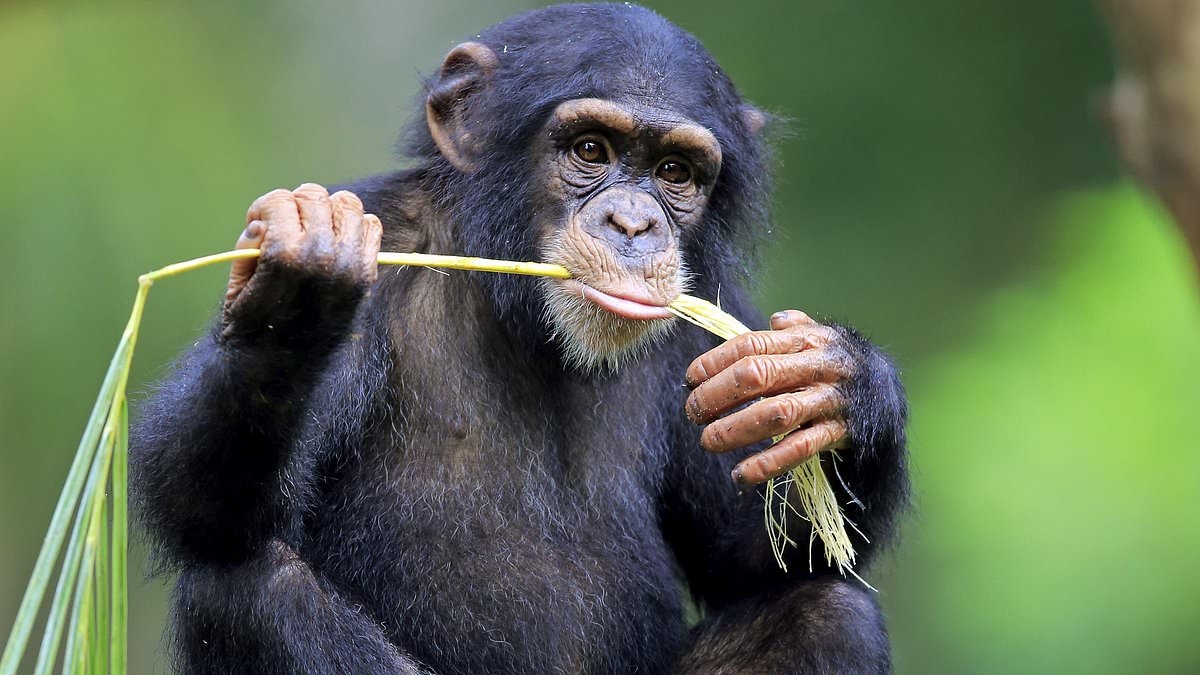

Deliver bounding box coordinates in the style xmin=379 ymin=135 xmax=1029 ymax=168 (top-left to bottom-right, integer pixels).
xmin=684 ymin=309 xmax=855 ymax=486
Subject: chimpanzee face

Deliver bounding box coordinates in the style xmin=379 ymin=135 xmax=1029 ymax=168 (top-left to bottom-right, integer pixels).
xmin=422 ymin=29 xmax=758 ymax=372
xmin=534 ymin=97 xmax=723 ymax=370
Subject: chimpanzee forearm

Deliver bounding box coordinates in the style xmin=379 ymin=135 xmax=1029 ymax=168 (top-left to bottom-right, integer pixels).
xmin=173 ymin=540 xmax=430 ymax=675
xmin=132 ymin=188 xmax=374 ymax=566
xmin=674 ymin=577 xmax=890 ymax=675
xmin=130 ymin=312 xmax=350 ymax=567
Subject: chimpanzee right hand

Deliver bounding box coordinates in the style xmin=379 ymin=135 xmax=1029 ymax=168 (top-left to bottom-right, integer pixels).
xmin=221 ymin=183 xmax=383 ymax=346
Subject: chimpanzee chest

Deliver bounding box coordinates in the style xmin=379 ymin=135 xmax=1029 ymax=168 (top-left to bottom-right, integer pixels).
xmin=306 ymin=429 xmax=688 ymax=674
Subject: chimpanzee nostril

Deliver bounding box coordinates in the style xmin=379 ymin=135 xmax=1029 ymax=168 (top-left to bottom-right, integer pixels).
xmin=608 ymin=210 xmax=655 ymax=237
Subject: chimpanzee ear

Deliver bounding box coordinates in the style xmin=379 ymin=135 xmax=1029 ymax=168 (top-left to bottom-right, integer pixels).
xmin=426 ymin=42 xmax=500 ymax=172
xmin=740 ymin=106 xmax=768 ymax=136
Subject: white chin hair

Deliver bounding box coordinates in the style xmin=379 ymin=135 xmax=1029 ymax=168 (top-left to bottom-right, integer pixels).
xmin=540 ymin=281 xmax=674 ymax=373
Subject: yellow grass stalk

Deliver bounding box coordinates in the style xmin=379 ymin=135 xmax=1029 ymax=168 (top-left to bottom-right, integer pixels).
xmin=149 ymin=250 xmax=862 ymax=578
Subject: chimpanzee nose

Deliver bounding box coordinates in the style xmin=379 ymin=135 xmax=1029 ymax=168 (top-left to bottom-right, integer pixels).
xmin=609 ymin=212 xmax=657 ymax=239
xmin=606 ymin=195 xmax=661 ymax=237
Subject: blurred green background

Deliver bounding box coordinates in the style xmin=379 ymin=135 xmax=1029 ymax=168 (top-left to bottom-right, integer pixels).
xmin=2 ymin=1 xmax=1197 ymax=673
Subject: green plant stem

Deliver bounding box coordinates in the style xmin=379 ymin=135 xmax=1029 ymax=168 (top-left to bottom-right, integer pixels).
xmin=109 ymin=398 xmax=128 ymax=675
xmin=64 ymin=497 xmax=103 ymax=675
xmin=92 ymin=495 xmax=109 ymax=675
xmin=30 ymin=422 xmax=117 ymax=675
xmin=0 ymin=334 xmax=131 ymax=675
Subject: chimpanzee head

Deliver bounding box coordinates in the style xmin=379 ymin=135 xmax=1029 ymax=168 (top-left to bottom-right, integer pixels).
xmin=406 ymin=3 xmax=771 ymax=371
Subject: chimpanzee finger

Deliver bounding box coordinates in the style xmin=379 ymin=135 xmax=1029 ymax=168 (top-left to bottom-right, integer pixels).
xmin=769 ymin=309 xmax=817 ymax=331
xmin=329 ymin=191 xmax=364 ymax=276
xmin=225 ymin=220 xmax=267 ymax=306
xmin=329 ymin=191 xmax=364 ymax=237
xmin=685 ymin=324 xmax=836 ymax=388
xmin=685 ymin=349 xmax=854 ymax=424
xmin=731 ymin=417 xmax=848 ymax=486
xmin=246 ymin=188 xmax=303 ymax=262
xmin=292 ymin=183 xmax=335 ymax=263
xmin=699 ymin=384 xmax=844 ymax=453
xmin=361 ymin=214 xmax=383 ymax=283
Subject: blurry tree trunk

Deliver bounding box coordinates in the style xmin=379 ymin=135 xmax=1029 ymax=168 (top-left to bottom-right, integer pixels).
xmin=1097 ymin=0 xmax=1200 ymax=269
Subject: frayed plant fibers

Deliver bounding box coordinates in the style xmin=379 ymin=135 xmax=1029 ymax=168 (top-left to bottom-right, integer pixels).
xmin=667 ymin=294 xmax=864 ymax=584
xmin=2 ymin=248 xmax=863 ymax=675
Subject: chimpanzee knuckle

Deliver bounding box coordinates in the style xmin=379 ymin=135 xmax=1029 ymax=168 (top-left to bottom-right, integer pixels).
xmin=247 ymin=188 xmax=291 ymax=219
xmin=294 ymin=186 xmax=334 ymax=223
xmin=744 ymin=332 xmax=772 ymax=357
xmin=783 ymin=328 xmax=812 ymax=353
xmin=260 ymin=232 xmax=301 ymax=263
xmin=293 ymin=182 xmax=330 ymax=199
xmin=364 ymin=212 xmax=383 ymax=231
xmin=789 ymin=392 xmax=818 ymax=426
xmin=764 ymin=396 xmax=796 ymax=429
xmin=330 ymin=190 xmax=365 ymax=213
xmin=830 ymin=348 xmax=857 ymax=379
xmin=825 ymin=383 xmax=851 ymax=411
xmin=818 ymin=325 xmax=843 ymax=346
xmin=790 ymin=430 xmax=819 ymax=459
xmin=794 ymin=327 xmax=827 ymax=351
xmin=754 ymin=452 xmax=784 ymax=481
xmin=733 ymin=355 xmax=773 ymax=391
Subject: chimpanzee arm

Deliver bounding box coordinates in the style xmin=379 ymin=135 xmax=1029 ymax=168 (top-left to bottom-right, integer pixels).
xmin=131 ymin=184 xmax=381 ymax=566
xmin=131 ymin=313 xmax=348 ymax=566
xmin=663 ymin=293 xmax=908 ymax=674
xmin=172 ymin=540 xmax=429 ymax=675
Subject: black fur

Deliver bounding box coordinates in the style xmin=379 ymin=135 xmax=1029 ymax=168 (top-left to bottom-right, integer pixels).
xmin=131 ymin=4 xmax=908 ymax=673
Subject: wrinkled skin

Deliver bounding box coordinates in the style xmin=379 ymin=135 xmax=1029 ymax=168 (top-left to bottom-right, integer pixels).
xmin=685 ymin=310 xmax=854 ymax=485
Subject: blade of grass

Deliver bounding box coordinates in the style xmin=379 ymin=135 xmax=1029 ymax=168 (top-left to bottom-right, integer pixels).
xmin=64 ymin=498 xmax=103 ymax=675
xmin=28 ymin=286 xmax=139 ymax=675
xmin=0 ymin=341 xmax=130 ymax=675
xmin=91 ymin=495 xmax=109 ymax=675
xmin=30 ymin=419 xmax=117 ymax=675
xmin=109 ymin=397 xmax=128 ymax=675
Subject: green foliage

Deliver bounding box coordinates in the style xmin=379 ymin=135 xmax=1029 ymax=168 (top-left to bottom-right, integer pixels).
xmin=886 ymin=185 xmax=1200 ymax=674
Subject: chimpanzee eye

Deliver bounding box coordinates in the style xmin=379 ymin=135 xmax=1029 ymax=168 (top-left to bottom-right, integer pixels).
xmin=573 ymin=139 xmax=609 ymax=164
xmin=656 ymin=160 xmax=692 ymax=185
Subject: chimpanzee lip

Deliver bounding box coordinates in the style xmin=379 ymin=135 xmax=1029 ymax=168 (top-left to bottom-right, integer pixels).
xmin=563 ymin=280 xmax=674 ymax=321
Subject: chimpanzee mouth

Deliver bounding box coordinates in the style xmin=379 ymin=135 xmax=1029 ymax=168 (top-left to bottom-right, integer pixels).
xmin=562 ymin=280 xmax=674 ymax=321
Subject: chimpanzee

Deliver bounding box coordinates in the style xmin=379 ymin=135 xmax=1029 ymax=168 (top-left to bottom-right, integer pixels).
xmin=131 ymin=4 xmax=908 ymax=674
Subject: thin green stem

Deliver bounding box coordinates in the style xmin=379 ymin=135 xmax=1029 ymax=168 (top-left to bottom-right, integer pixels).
xmin=30 ymin=420 xmax=117 ymax=675
xmin=0 ymin=332 xmax=132 ymax=675
xmin=91 ymin=495 xmax=109 ymax=675
xmin=63 ymin=496 xmax=103 ymax=675
xmin=109 ymin=398 xmax=128 ymax=675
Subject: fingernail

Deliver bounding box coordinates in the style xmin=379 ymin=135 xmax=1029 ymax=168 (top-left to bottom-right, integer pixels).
xmin=771 ymin=311 xmax=788 ymax=322
xmin=731 ymin=466 xmax=746 ymax=486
